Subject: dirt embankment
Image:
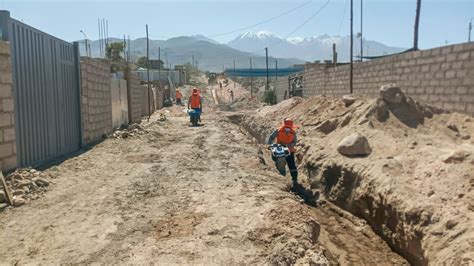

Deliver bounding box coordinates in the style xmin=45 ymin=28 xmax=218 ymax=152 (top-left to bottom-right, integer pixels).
xmin=231 ymin=90 xmax=474 ymax=265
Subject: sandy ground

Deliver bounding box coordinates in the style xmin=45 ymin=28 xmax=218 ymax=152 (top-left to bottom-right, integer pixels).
xmin=0 ymin=81 xmax=406 ymax=264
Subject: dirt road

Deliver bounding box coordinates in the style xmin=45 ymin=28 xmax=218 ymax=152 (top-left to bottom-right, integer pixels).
xmin=0 ymin=85 xmax=406 ymax=264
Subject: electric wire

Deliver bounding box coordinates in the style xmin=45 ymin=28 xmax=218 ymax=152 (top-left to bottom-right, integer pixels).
xmin=206 ymin=1 xmax=312 ymax=38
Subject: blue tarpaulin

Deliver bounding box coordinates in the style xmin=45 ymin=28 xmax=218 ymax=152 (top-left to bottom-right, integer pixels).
xmin=225 ymin=67 xmax=304 ymax=77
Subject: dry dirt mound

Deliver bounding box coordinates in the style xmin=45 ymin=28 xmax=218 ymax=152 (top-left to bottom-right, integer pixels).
xmin=234 ymin=88 xmax=474 ymax=265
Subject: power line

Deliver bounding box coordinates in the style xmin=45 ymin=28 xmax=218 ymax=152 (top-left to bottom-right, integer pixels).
xmin=250 ymin=0 xmax=331 ymax=54
xmin=206 ymin=1 xmax=312 ymax=38
xmin=337 ymin=0 xmax=349 ymax=35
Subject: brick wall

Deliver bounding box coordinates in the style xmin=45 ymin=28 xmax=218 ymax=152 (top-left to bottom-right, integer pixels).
xmin=275 ymin=77 xmax=289 ymax=103
xmin=303 ymin=42 xmax=474 ymax=115
xmin=80 ymin=58 xmax=113 ymax=145
xmin=0 ymin=41 xmax=16 ymax=171
xmin=126 ymin=72 xmax=145 ymax=123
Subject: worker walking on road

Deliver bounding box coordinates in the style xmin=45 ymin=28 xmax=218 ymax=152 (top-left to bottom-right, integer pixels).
xmin=267 ymin=118 xmax=298 ymax=185
xmin=187 ymin=88 xmax=203 ymax=123
xmin=176 ymin=89 xmax=183 ymax=106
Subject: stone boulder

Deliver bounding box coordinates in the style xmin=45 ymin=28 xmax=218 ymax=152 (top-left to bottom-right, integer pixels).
xmin=380 ymin=84 xmax=405 ymax=103
xmin=337 ymin=133 xmax=372 ymax=156
xmin=342 ymin=95 xmax=356 ymax=107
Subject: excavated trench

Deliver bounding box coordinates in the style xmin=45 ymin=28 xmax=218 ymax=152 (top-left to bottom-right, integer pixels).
xmin=227 ymin=113 xmax=418 ymax=265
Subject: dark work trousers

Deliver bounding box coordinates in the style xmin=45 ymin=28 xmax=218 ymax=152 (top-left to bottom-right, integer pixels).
xmin=286 ymin=153 xmax=298 ymax=181
xmin=272 ymin=152 xmax=298 ymax=181
xmin=176 ymin=98 xmax=182 ymax=105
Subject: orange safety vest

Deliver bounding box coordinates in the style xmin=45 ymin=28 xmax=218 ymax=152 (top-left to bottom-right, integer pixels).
xmin=190 ymin=94 xmax=201 ymax=109
xmin=277 ymin=126 xmax=296 ymax=152
xmin=176 ymin=91 xmax=182 ymax=99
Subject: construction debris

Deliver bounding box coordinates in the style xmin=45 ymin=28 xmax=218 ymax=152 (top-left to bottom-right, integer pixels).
xmin=108 ymin=124 xmax=148 ymax=139
xmin=0 ymin=168 xmax=51 ymax=206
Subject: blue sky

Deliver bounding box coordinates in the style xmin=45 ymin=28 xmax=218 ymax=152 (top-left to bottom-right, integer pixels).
xmin=1 ymin=0 xmax=473 ymax=49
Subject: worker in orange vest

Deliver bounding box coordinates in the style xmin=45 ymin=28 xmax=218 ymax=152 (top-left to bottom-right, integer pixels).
xmin=187 ymin=88 xmax=202 ymax=122
xmin=175 ymin=89 xmax=183 ymax=106
xmin=267 ymin=118 xmax=298 ymax=184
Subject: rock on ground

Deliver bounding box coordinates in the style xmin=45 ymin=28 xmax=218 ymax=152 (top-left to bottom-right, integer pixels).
xmin=380 ymin=84 xmax=405 ymax=103
xmin=337 ymin=133 xmax=372 ymax=156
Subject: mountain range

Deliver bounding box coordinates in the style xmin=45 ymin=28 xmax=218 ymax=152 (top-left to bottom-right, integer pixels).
xmin=78 ymin=31 xmax=405 ymax=72
xmin=227 ymin=31 xmax=405 ymax=62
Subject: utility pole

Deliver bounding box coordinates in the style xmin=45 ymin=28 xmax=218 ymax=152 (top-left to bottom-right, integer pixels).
xmin=249 ymin=58 xmax=253 ymax=98
xmin=275 ymin=59 xmax=278 ymax=79
xmin=158 ymin=47 xmax=161 ymax=81
xmin=265 ymin=47 xmax=269 ymax=92
xmin=192 ymin=53 xmax=195 ymax=70
xmin=123 ymin=34 xmax=126 ymax=63
xmin=350 ymin=0 xmax=354 ymax=94
xmin=414 ymin=0 xmax=421 ymax=50
xmin=146 ymin=24 xmax=151 ymax=121
xmin=360 ymin=0 xmax=363 ymax=61
xmin=233 ymin=59 xmax=236 ymax=88
xmin=127 ymin=35 xmax=131 ymax=62
xmin=332 ymin=43 xmax=338 ymax=67
xmin=97 ymin=19 xmax=102 ymax=58
xmin=469 ymin=18 xmax=473 ymax=42
xmin=80 ymin=30 xmax=88 ymax=57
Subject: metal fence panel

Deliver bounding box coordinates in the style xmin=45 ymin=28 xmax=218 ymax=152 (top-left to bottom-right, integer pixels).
xmin=0 ymin=11 xmax=82 ymax=167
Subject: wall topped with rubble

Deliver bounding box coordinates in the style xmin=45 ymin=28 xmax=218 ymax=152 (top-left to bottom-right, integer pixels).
xmin=302 ymin=43 xmax=474 ymax=116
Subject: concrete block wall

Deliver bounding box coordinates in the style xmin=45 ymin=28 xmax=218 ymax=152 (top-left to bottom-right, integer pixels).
xmin=275 ymin=77 xmax=289 ymax=103
xmin=80 ymin=58 xmax=113 ymax=145
xmin=0 ymin=41 xmax=17 ymax=171
xmin=303 ymin=42 xmax=474 ymax=115
xmin=126 ymin=72 xmax=145 ymax=123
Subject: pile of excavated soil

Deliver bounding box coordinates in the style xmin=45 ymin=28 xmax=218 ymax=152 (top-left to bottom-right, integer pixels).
xmin=236 ymin=90 xmax=474 ymax=265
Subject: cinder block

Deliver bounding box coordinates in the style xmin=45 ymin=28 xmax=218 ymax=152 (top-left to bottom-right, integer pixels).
xmin=445 ymin=70 xmax=456 ymax=79
xmin=0 ymin=113 xmax=11 ymax=127
xmin=0 ymin=72 xmax=12 ymax=84
xmin=441 ymin=46 xmax=453 ymax=55
xmin=3 ymin=127 xmax=15 ymax=142
xmin=0 ymin=42 xmax=10 ymax=55
xmin=2 ymin=98 xmax=14 ymax=112
xmin=453 ymin=44 xmax=465 ymax=52
xmin=0 ymin=83 xmax=11 ymax=98
xmin=446 ymin=54 xmax=457 ymax=62
xmin=0 ymin=143 xmax=13 ymax=158
xmin=458 ymin=52 xmax=470 ymax=61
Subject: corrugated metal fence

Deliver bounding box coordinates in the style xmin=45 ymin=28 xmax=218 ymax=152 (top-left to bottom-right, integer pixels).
xmin=0 ymin=11 xmax=82 ymax=167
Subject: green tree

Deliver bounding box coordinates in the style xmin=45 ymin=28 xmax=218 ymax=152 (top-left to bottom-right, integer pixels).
xmin=106 ymin=42 xmax=125 ymax=61
xmin=136 ymin=56 xmax=149 ymax=69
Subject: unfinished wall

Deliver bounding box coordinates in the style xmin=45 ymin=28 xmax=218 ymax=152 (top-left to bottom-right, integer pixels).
xmin=153 ymin=87 xmax=164 ymax=110
xmin=275 ymin=77 xmax=289 ymax=103
xmin=0 ymin=41 xmax=16 ymax=171
xmin=303 ymin=43 xmax=474 ymax=115
xmin=111 ymin=78 xmax=128 ymax=129
xmin=80 ymin=58 xmax=113 ymax=145
xmin=126 ymin=72 xmax=145 ymax=124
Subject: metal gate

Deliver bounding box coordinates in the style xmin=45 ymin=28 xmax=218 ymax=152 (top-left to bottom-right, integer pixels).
xmin=0 ymin=11 xmax=82 ymax=167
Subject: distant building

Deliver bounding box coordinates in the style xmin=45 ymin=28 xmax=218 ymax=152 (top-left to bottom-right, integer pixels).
xmin=149 ymin=59 xmax=165 ymax=70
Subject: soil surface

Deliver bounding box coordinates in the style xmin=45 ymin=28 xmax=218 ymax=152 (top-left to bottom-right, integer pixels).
xmin=0 ymin=80 xmax=406 ymax=264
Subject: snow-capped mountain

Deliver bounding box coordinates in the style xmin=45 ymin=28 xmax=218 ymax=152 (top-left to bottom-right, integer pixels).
xmin=227 ymin=31 xmax=405 ymax=62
